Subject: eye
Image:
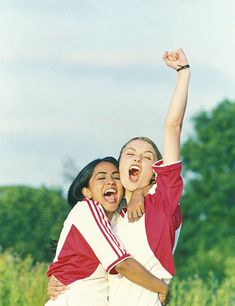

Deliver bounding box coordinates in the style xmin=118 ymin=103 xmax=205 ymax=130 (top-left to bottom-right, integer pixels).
xmin=97 ymin=177 xmax=106 ymax=180
xmin=113 ymin=176 xmax=120 ymax=180
xmin=144 ymin=156 xmax=152 ymax=160
xmin=127 ymin=152 xmax=134 ymax=156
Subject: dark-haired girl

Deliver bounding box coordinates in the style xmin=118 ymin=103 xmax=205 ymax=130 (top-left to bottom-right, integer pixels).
xmin=45 ymin=157 xmax=169 ymax=306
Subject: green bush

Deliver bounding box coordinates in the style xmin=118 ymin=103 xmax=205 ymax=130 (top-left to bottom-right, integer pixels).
xmin=0 ymin=185 xmax=69 ymax=262
xmin=0 ymin=251 xmax=48 ymax=306
xmin=0 ymin=251 xmax=234 ymax=306
xmin=170 ymin=270 xmax=235 ymax=305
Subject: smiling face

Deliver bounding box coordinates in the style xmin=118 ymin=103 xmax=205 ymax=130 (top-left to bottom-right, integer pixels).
xmin=119 ymin=139 xmax=157 ymax=196
xmin=82 ymin=162 xmax=124 ymax=219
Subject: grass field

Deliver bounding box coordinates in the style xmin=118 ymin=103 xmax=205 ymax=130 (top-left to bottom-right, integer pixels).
xmin=0 ymin=251 xmax=234 ymax=306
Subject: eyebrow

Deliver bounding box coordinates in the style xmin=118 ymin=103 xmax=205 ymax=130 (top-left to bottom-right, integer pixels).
xmin=94 ymin=171 xmax=119 ymax=178
xmin=125 ymin=148 xmax=155 ymax=155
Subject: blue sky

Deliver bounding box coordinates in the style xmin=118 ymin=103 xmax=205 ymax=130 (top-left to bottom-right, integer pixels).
xmin=1 ymin=0 xmax=235 ymax=187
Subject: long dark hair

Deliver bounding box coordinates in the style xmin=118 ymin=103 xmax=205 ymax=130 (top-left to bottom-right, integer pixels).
xmin=50 ymin=156 xmax=119 ymax=255
xmin=67 ymin=156 xmax=119 ymax=208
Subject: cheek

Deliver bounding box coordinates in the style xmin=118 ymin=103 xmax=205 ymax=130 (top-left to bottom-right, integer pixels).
xmin=117 ymin=183 xmax=124 ymax=196
xmin=92 ymin=182 xmax=102 ymax=195
xmin=142 ymin=164 xmax=154 ymax=182
xmin=119 ymin=158 xmax=128 ymax=176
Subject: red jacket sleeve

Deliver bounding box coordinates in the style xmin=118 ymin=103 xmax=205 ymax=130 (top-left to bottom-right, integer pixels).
xmin=147 ymin=160 xmax=183 ymax=216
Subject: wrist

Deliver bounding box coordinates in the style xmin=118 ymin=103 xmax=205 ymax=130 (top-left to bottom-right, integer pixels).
xmin=159 ymin=282 xmax=169 ymax=295
xmin=177 ymin=67 xmax=191 ymax=78
xmin=176 ymin=64 xmax=190 ymax=72
xmin=133 ymin=188 xmax=145 ymax=196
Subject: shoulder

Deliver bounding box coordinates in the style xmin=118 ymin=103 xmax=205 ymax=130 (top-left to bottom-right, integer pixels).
xmin=147 ymin=183 xmax=157 ymax=195
xmin=111 ymin=208 xmax=127 ymax=226
xmin=152 ymin=160 xmax=182 ymax=171
xmin=66 ymin=199 xmax=98 ymax=221
xmin=152 ymin=160 xmax=182 ymax=177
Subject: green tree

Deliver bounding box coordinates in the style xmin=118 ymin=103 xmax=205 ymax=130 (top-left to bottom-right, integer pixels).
xmin=0 ymin=186 xmax=69 ymax=262
xmin=175 ymin=100 xmax=235 ymax=279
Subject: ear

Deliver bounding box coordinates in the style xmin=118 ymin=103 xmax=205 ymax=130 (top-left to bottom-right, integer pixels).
xmin=82 ymin=187 xmax=92 ymax=199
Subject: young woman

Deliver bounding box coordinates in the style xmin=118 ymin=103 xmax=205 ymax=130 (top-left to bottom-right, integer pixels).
xmin=45 ymin=156 xmax=169 ymax=306
xmin=48 ymin=48 xmax=190 ymax=306
xmin=108 ymin=48 xmax=190 ymax=306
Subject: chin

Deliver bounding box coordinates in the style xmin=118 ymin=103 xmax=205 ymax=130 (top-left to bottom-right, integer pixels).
xmin=124 ymin=182 xmax=140 ymax=192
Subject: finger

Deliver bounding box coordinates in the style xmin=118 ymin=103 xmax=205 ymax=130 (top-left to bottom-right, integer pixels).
xmin=47 ymin=291 xmax=59 ymax=298
xmin=127 ymin=210 xmax=133 ymax=222
xmin=51 ymin=275 xmax=57 ymax=280
xmin=132 ymin=214 xmax=140 ymax=222
xmin=136 ymin=208 xmax=144 ymax=218
xmin=48 ymin=290 xmax=65 ymax=300
xmin=128 ymin=211 xmax=139 ymax=222
xmin=51 ymin=275 xmax=59 ymax=283
xmin=173 ymin=52 xmax=179 ymax=61
xmin=140 ymin=204 xmax=145 ymax=214
xmin=55 ymin=279 xmax=64 ymax=286
xmin=163 ymin=292 xmax=170 ymax=305
xmin=55 ymin=287 xmax=66 ymax=293
xmin=177 ymin=48 xmax=184 ymax=55
xmin=48 ymin=286 xmax=66 ymax=293
xmin=48 ymin=291 xmax=60 ymax=298
xmin=49 ymin=279 xmax=58 ymax=286
xmin=171 ymin=52 xmax=178 ymax=62
xmin=51 ymin=275 xmax=65 ymax=287
xmin=128 ymin=211 xmax=134 ymax=223
xmin=133 ymin=210 xmax=141 ymax=221
xmin=167 ymin=52 xmax=173 ymax=61
xmin=162 ymin=51 xmax=168 ymax=60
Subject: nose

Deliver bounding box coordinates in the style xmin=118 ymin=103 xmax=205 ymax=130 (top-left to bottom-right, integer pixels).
xmin=134 ymin=154 xmax=141 ymax=162
xmin=106 ymin=177 xmax=115 ymax=185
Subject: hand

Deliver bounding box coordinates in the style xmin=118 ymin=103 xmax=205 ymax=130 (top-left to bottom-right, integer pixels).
xmin=163 ymin=48 xmax=188 ymax=71
xmin=47 ymin=275 xmax=68 ymax=300
xmin=127 ymin=189 xmax=145 ymax=223
xmin=159 ymin=288 xmax=171 ymax=306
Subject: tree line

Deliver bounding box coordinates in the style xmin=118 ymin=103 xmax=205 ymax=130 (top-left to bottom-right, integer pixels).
xmin=0 ymin=99 xmax=234 ymax=281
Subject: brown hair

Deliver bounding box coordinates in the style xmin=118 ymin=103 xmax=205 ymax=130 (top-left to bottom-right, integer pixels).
xmin=118 ymin=136 xmax=162 ymax=162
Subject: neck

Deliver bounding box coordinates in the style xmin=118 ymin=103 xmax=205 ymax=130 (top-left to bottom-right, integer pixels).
xmin=105 ymin=211 xmax=113 ymax=220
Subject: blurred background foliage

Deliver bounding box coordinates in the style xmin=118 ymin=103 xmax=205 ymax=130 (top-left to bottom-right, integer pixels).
xmin=176 ymin=99 xmax=235 ymax=280
xmin=0 ymin=99 xmax=234 ymax=305
xmin=0 ymin=186 xmax=69 ymax=263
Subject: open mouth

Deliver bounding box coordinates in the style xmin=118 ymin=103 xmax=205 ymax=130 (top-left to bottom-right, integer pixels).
xmin=103 ymin=189 xmax=117 ymax=203
xmin=129 ymin=165 xmax=141 ymax=182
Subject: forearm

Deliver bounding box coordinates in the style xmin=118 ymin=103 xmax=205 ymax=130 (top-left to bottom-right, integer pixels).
xmin=163 ymin=68 xmax=190 ymax=164
xmin=134 ymin=184 xmax=152 ymax=197
xmin=165 ymin=69 xmax=190 ymax=128
xmin=115 ymin=258 xmax=168 ymax=294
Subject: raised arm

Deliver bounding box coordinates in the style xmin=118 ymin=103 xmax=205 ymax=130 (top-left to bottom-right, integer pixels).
xmin=162 ymin=48 xmax=190 ymax=165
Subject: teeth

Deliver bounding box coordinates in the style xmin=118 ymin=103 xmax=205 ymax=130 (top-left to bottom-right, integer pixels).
xmin=106 ymin=189 xmax=116 ymax=193
xmin=104 ymin=189 xmax=116 ymax=196
xmin=130 ymin=165 xmax=141 ymax=171
xmin=129 ymin=165 xmax=141 ymax=177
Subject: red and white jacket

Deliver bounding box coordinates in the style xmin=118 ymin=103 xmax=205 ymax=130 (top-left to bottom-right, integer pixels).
xmin=109 ymin=160 xmax=183 ymax=306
